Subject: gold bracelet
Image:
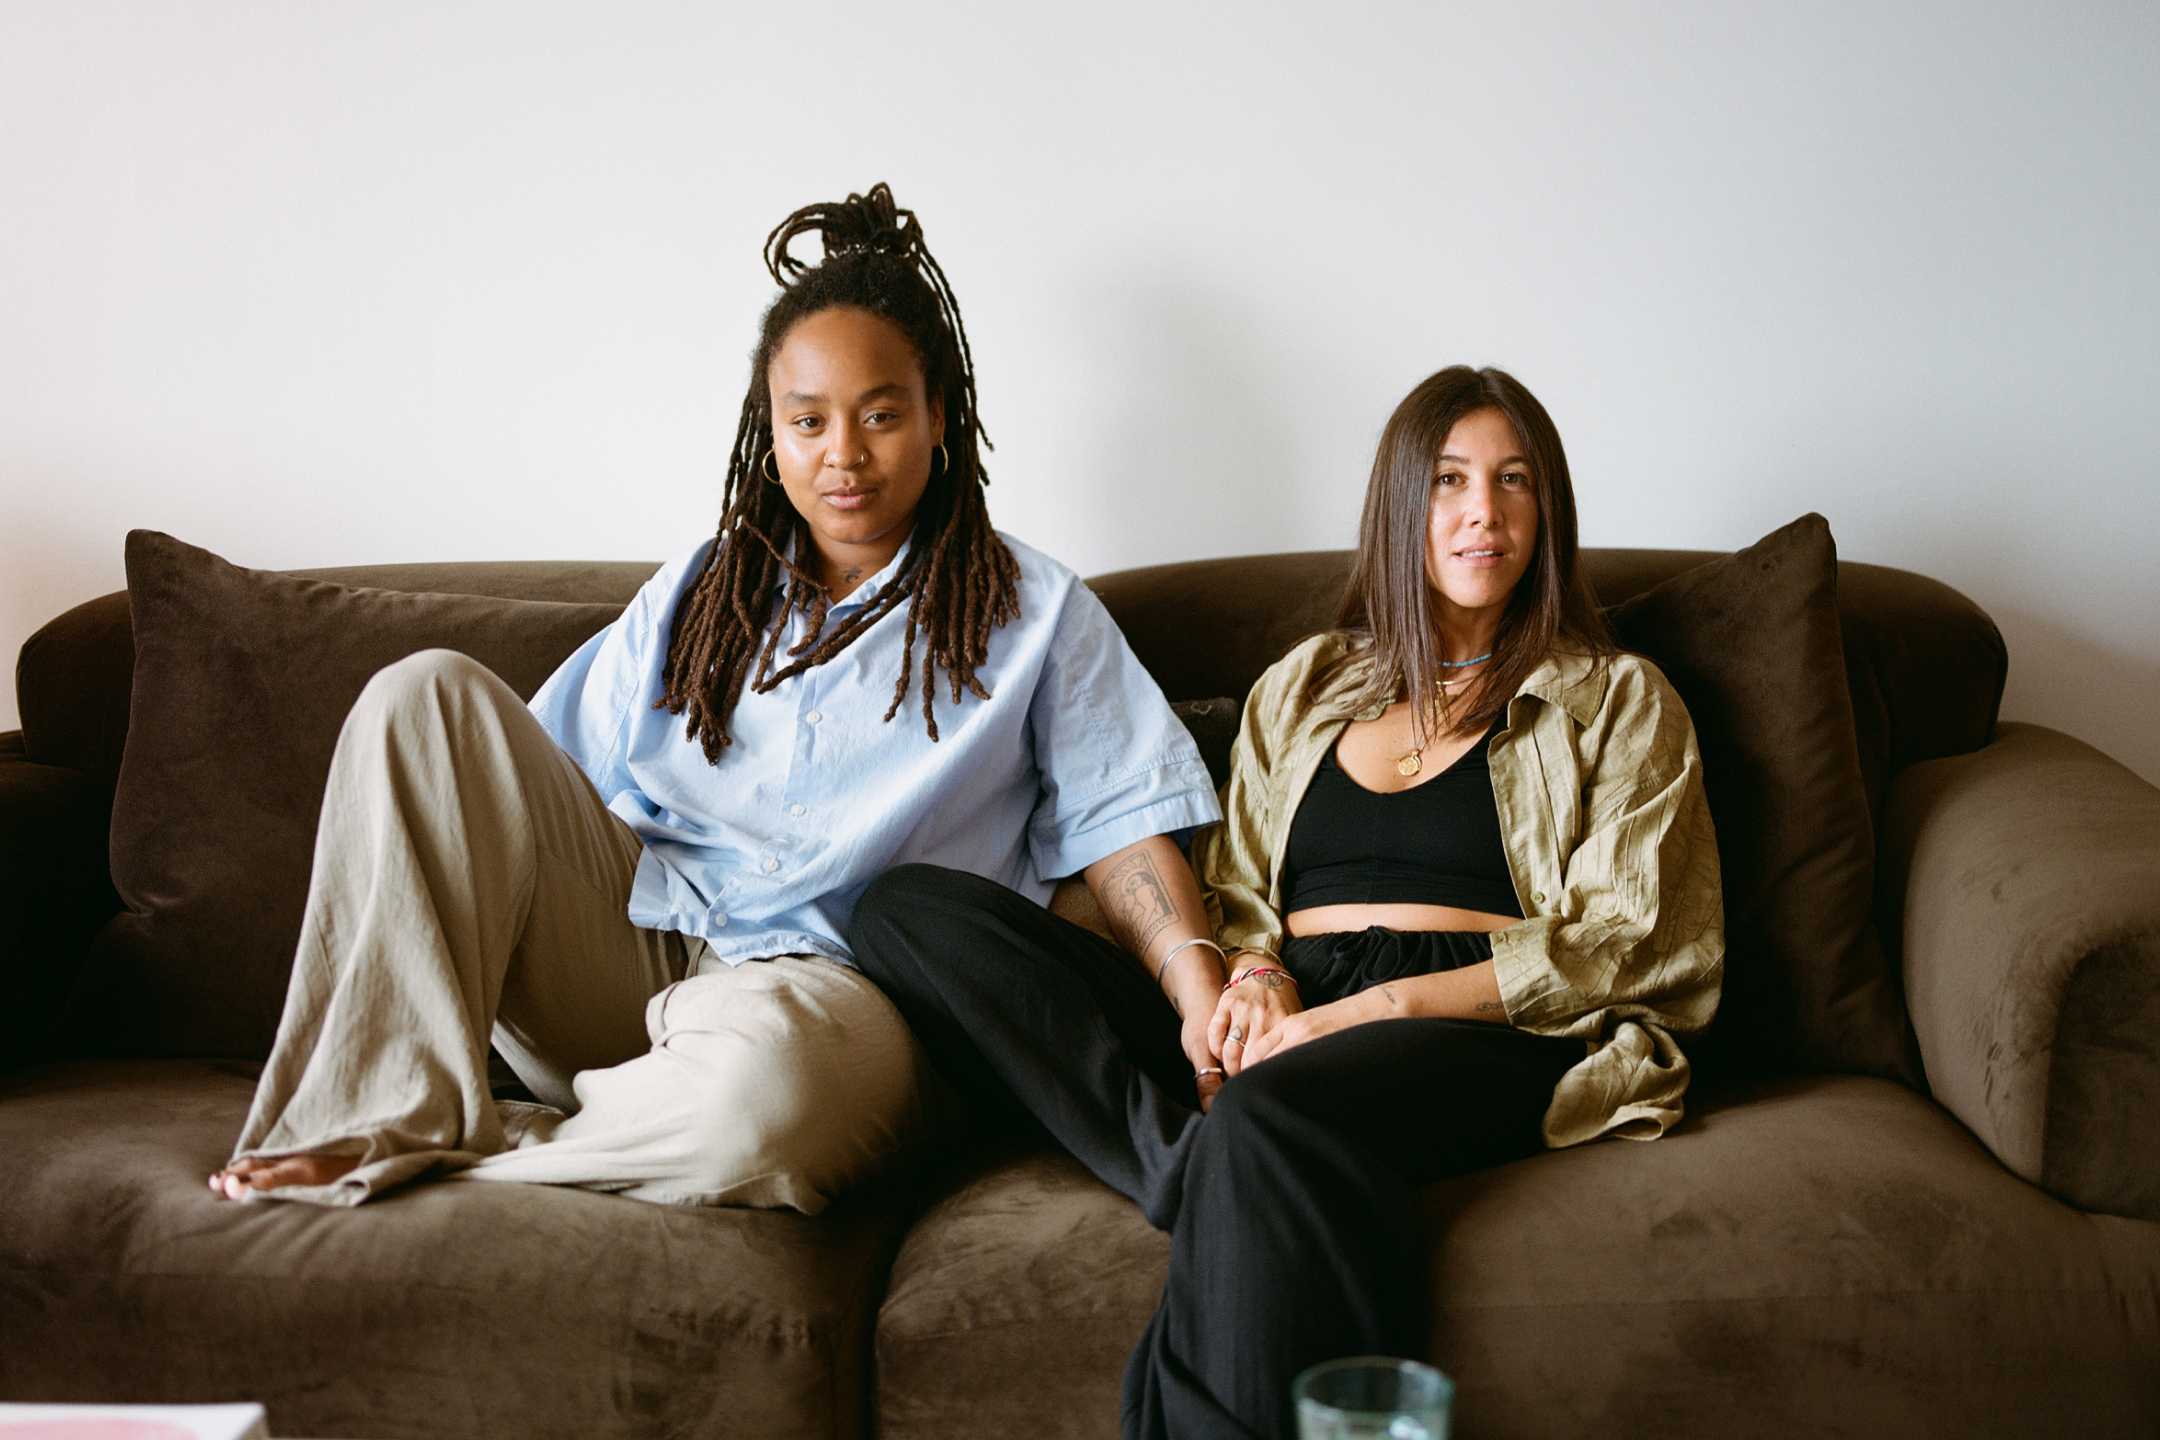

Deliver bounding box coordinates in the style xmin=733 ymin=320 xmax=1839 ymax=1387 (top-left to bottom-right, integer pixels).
xmin=1154 ymin=935 xmax=1226 ymax=984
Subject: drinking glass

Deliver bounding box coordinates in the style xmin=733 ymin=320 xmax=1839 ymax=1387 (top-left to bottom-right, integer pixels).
xmin=1293 ymin=1356 xmax=1453 ymax=1440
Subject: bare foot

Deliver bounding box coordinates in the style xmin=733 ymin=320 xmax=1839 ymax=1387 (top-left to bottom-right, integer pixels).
xmin=207 ymin=1153 xmax=361 ymax=1200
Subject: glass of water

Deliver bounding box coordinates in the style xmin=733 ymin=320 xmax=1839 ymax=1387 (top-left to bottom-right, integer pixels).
xmin=1293 ymin=1356 xmax=1453 ymax=1440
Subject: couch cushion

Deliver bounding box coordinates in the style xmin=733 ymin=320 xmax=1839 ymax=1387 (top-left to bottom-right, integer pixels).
xmin=97 ymin=531 xmax=634 ymax=1057
xmin=1423 ymin=1074 xmax=2160 ymax=1436
xmin=873 ymin=1078 xmax=2160 ymax=1439
xmin=1606 ymin=514 xmax=1917 ymax=1082
xmin=0 ymin=1060 xmax=903 ymax=1440
xmin=874 ymin=1140 xmax=1167 ymax=1439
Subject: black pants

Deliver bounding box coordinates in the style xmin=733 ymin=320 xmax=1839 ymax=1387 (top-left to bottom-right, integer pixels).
xmin=847 ymin=864 xmax=1583 ymax=1440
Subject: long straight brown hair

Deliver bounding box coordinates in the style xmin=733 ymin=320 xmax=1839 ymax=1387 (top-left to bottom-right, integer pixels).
xmin=1332 ymin=365 xmax=1612 ymax=741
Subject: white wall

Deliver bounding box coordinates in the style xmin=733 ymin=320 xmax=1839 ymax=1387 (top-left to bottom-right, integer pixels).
xmin=5 ymin=1 xmax=2156 ymax=781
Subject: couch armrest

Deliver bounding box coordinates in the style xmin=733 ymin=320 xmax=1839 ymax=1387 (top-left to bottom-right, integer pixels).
xmin=0 ymin=731 xmax=118 ymax=1068
xmin=1884 ymin=723 xmax=2160 ymax=1219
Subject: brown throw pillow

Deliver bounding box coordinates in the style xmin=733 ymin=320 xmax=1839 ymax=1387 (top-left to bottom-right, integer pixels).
xmin=97 ymin=531 xmax=631 ymax=1058
xmin=1607 ymin=513 xmax=1920 ymax=1084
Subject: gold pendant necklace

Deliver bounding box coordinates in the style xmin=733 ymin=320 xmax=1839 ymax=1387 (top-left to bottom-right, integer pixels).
xmin=1395 ymin=673 xmax=1476 ymax=777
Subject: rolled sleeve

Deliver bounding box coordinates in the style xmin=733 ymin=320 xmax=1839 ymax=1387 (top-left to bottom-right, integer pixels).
xmin=1030 ymin=756 xmax=1222 ymax=880
xmin=1489 ymin=660 xmax=1723 ymax=1040
xmin=1025 ymin=585 xmax=1223 ymax=881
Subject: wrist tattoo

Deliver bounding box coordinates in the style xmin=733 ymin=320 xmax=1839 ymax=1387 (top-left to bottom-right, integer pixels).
xmin=1249 ymin=971 xmax=1289 ymax=991
xmin=1100 ymin=851 xmax=1176 ymax=959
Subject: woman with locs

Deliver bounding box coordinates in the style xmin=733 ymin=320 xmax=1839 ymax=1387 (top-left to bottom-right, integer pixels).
xmin=207 ymin=184 xmax=1222 ymax=1209
xmin=847 ymin=365 xmax=1726 ymax=1437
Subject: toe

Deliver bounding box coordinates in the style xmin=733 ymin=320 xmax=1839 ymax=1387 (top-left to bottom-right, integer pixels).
xmin=242 ymin=1162 xmax=285 ymax=1192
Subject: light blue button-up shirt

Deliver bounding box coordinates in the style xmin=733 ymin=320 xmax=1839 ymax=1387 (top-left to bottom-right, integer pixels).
xmin=528 ymin=531 xmax=1221 ymax=967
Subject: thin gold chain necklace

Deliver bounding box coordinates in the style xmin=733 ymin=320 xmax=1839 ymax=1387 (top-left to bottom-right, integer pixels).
xmin=1395 ymin=675 xmax=1477 ymax=777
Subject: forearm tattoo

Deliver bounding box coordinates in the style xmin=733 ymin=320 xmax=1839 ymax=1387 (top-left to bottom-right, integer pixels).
xmin=1100 ymin=851 xmax=1177 ymax=960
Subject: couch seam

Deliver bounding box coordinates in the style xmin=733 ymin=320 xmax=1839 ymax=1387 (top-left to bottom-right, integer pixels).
xmin=0 ymin=1262 xmax=847 ymax=1342
xmin=872 ymin=1281 xmax=2158 ymax=1344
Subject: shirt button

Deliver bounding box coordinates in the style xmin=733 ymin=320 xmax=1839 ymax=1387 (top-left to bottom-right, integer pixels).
xmin=761 ymin=855 xmax=780 ymax=874
xmin=1532 ymin=890 xmax=1547 ymax=905
xmin=711 ymin=912 xmax=728 ymax=928
xmin=788 ymin=803 xmax=807 ymax=818
xmin=805 ymin=709 xmax=823 ymax=725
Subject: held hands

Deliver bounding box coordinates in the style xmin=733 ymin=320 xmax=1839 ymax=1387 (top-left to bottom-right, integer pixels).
xmin=1154 ymin=936 xmax=1236 ymax=1112
xmin=1207 ymin=959 xmax=1306 ymax=1077
xmin=1181 ymin=1009 xmax=1226 ymax=1113
xmin=1236 ymin=986 xmax=1387 ymax=1068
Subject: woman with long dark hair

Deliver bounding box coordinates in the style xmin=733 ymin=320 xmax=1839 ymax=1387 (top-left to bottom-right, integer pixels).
xmin=848 ymin=365 xmax=1725 ymax=1437
xmin=207 ymin=185 xmax=1222 ymax=1209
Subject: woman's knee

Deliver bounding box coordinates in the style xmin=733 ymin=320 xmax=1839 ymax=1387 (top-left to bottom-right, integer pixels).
xmin=858 ymin=863 xmax=1004 ymax=917
xmin=850 ymin=864 xmax=1013 ymax=964
xmin=666 ymin=1024 xmax=923 ymax=1210
xmin=636 ymin=962 xmax=925 ymax=1205
xmin=1189 ymin=1060 xmax=1319 ymax=1184
xmin=351 ymin=648 xmax=509 ymax=729
xmin=1206 ymin=1058 xmax=1301 ymax=1134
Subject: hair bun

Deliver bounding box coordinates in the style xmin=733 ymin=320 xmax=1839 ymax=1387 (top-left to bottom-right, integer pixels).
xmin=764 ymin=182 xmax=924 ymax=285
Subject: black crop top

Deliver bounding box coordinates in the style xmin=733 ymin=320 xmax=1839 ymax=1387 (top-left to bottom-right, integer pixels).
xmin=1279 ymin=718 xmax=1524 ymax=918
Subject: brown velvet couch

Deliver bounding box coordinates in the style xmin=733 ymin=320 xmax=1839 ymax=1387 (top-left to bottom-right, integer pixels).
xmin=4 ymin=528 xmax=2157 ymax=1438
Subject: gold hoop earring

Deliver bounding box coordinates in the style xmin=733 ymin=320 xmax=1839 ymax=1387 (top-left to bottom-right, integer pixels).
xmin=759 ymin=448 xmax=781 ymax=484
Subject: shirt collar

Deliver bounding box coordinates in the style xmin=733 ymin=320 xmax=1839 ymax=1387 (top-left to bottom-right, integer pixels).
xmin=1515 ymin=649 xmax=1606 ymax=727
xmin=838 ymin=536 xmax=915 ymax=611
xmin=782 ymin=533 xmax=916 ymax=612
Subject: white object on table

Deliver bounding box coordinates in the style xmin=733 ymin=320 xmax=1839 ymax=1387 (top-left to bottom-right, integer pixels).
xmin=0 ymin=1402 xmax=269 ymax=1440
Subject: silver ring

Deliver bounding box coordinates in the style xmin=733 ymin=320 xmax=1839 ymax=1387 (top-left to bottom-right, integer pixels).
xmin=1227 ymin=1025 xmax=1247 ymax=1045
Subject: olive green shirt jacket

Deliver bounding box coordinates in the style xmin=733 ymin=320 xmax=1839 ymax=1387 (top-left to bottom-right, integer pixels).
xmin=1193 ymin=633 xmax=1726 ymax=1147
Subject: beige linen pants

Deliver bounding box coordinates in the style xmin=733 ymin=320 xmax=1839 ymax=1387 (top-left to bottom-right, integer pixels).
xmin=230 ymin=649 xmax=927 ymax=1210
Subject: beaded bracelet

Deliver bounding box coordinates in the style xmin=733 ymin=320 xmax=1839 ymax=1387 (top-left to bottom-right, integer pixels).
xmin=1228 ymin=964 xmax=1298 ymax=991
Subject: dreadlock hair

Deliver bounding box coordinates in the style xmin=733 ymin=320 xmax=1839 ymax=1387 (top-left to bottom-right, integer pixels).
xmin=658 ymin=183 xmax=1020 ymax=760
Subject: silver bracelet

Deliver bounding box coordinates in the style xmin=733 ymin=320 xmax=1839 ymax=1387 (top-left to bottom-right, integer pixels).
xmin=1154 ymin=935 xmax=1226 ymax=984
